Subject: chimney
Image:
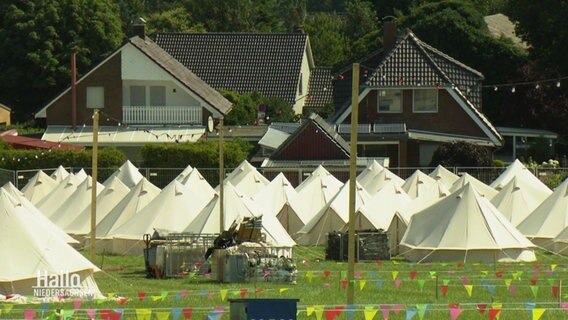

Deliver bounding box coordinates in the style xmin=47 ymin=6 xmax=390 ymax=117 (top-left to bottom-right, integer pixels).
xmin=132 ymin=17 xmax=146 ymax=39
xmin=382 ymin=16 xmax=397 ymax=52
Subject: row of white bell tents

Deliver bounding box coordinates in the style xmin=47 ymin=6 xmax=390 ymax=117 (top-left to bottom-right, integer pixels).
xmin=17 ymin=160 xmax=563 ymax=253
xmin=0 ymin=186 xmax=102 ymax=297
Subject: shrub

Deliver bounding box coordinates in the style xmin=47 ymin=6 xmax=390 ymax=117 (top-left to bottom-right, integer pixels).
xmin=429 ymin=141 xmax=492 ymax=167
xmin=0 ymin=147 xmax=126 ymax=170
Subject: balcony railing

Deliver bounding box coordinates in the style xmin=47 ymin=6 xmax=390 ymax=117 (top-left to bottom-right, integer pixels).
xmin=123 ymin=106 xmax=202 ymax=124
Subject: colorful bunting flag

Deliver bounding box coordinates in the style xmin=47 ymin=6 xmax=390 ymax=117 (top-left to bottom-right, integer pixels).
xmin=364 ymin=306 xmax=378 ymax=320
xmin=530 ymin=285 xmax=539 ymax=298
xmin=359 ymin=280 xmax=367 ymax=291
xmin=135 ymin=309 xmax=152 ymax=320
xmin=464 ymin=285 xmax=473 ymax=297
xmin=532 ymin=308 xmax=545 ymax=320
xmin=416 ymin=304 xmax=429 ymax=320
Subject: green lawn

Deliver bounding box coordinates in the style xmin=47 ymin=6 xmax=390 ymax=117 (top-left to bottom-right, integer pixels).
xmin=4 ymin=247 xmax=568 ymax=319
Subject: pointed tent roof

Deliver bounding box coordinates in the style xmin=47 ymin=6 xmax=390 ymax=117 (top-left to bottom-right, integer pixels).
xmin=2 ymin=182 xmax=77 ymax=244
xmin=50 ymin=165 xmax=70 ymax=183
xmin=357 ymin=160 xmax=385 ymax=187
xmin=66 ymin=177 xmax=130 ymax=235
xmin=490 ymin=159 xmax=551 ymax=195
xmin=49 ymin=177 xmax=105 ymax=230
xmin=253 ymin=173 xmax=308 ymax=234
xmin=0 ymin=189 xmax=100 ymax=294
xmin=361 ymin=168 xmax=405 ymax=195
xmin=111 ymin=180 xmax=210 ymax=239
xmin=397 ymin=180 xmax=450 ymax=224
xmin=401 ymin=183 xmax=535 ymax=251
xmin=428 ymin=165 xmax=459 ymax=189
xmin=175 ymin=165 xmax=193 ymax=182
xmin=220 ymin=160 xmax=269 ymax=197
xmin=184 ymin=182 xmax=295 ymax=247
xmin=21 ymin=170 xmax=58 ymax=205
xmin=491 ymin=176 xmax=552 ymax=227
xmin=97 ymin=177 xmax=161 ymax=237
xmin=517 ymin=178 xmax=568 ymax=239
xmin=182 ymin=168 xmax=216 ymax=202
xmin=37 ymin=169 xmax=88 ymax=218
xmin=103 ymin=160 xmax=143 ymax=188
xmin=295 ymin=165 xmax=344 ymax=224
xmin=402 ymin=170 xmax=437 ymax=199
xmin=450 ymin=173 xmax=498 ymax=199
xmin=296 ymin=180 xmax=370 ymax=245
xmin=356 ymin=180 xmax=412 ymax=230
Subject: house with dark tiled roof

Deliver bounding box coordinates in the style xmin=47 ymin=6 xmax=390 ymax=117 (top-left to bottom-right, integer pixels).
xmin=34 ymin=24 xmax=232 ymax=161
xmin=331 ymin=18 xmax=503 ymax=167
xmin=154 ymin=32 xmax=332 ymax=114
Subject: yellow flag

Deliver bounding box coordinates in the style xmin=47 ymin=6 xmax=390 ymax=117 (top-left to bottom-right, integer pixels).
xmin=364 ymin=306 xmax=378 ymax=320
xmin=306 ymin=306 xmax=315 ymax=317
xmin=392 ymin=260 xmax=400 ymax=265
xmin=551 ymin=264 xmax=557 ymax=271
xmin=156 ymin=311 xmax=171 ymax=320
xmin=107 ymin=293 xmax=116 ymax=299
xmin=391 ymin=271 xmax=399 ymax=280
xmin=315 ymin=305 xmax=324 ymax=320
xmin=464 ymin=285 xmax=473 ymax=297
xmin=306 ymin=271 xmax=313 ymax=282
xmin=359 ymin=280 xmax=367 ymax=291
xmin=532 ymin=308 xmax=545 ymax=320
xmin=220 ymin=289 xmax=228 ymax=301
xmin=135 ymin=309 xmax=152 ymax=320
xmin=504 ymin=279 xmax=512 ymax=290
xmin=151 ymin=295 xmax=162 ymax=301
xmin=280 ymin=288 xmax=289 ymax=294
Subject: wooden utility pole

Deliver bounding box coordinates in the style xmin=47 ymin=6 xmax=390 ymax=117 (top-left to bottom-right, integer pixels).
xmin=218 ymin=117 xmax=225 ymax=233
xmin=347 ymin=63 xmax=360 ymax=305
xmin=90 ymin=109 xmax=99 ymax=262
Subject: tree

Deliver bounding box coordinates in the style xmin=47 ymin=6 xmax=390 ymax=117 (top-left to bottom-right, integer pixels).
xmin=262 ymin=97 xmax=297 ymax=123
xmin=220 ymin=90 xmax=260 ymax=126
xmin=0 ymin=0 xmax=124 ymax=121
xmin=430 ymin=141 xmax=492 ymax=167
xmin=344 ymin=0 xmax=381 ymax=61
xmin=304 ymin=12 xmax=349 ymax=68
xmin=146 ymin=7 xmax=205 ymax=36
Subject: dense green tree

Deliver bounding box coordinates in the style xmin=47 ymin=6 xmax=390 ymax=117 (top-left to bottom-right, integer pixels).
xmin=262 ymin=97 xmax=298 ymax=123
xmin=344 ymin=0 xmax=381 ymax=61
xmin=220 ymin=90 xmax=260 ymax=126
xmin=507 ymin=1 xmax=568 ymax=75
xmin=304 ymin=12 xmax=348 ymax=68
xmin=0 ymin=0 xmax=124 ymax=121
xmin=146 ymin=7 xmax=205 ymax=36
xmin=113 ymin=0 xmax=145 ymax=36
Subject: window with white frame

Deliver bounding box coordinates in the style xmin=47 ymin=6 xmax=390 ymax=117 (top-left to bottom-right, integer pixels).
xmin=150 ymin=86 xmax=166 ymax=106
xmin=413 ymin=89 xmax=437 ymax=112
xmin=130 ymin=86 xmax=146 ymax=106
xmin=377 ymin=89 xmax=402 ymax=113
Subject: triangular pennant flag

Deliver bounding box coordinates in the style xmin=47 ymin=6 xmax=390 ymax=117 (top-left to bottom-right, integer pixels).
xmin=489 ymin=308 xmax=501 ymax=320
xmin=172 ymin=308 xmax=182 ymax=320
xmin=380 ymin=304 xmax=390 ymax=320
xmin=86 ymin=309 xmax=96 ymax=319
xmin=220 ymin=289 xmax=228 ymax=301
xmin=183 ymin=308 xmax=192 ymax=320
xmin=323 ymin=270 xmax=331 ymax=278
xmin=306 ymin=271 xmax=313 ymax=282
xmin=461 ymin=276 xmax=469 ymax=285
xmin=376 ymin=279 xmax=384 ymax=289
xmin=206 ymin=310 xmax=223 ymax=320
xmin=495 ymin=270 xmax=504 ymax=278
xmin=532 ymin=309 xmax=545 ymax=320
xmin=355 ymin=271 xmax=362 ymax=279
xmin=561 ymin=302 xmax=568 ymax=312
xmin=530 ymin=278 xmax=538 ymax=285
xmin=393 ymin=305 xmax=403 ymax=315
xmin=341 ymin=271 xmax=347 ymax=279
xmin=405 ymin=307 xmax=417 ymax=320
xmin=341 ymin=279 xmax=348 ymax=289
xmin=60 ymin=309 xmax=75 ymax=320
xmin=409 ymin=271 xmax=417 ymax=280
xmin=509 ymin=284 xmax=517 ymax=295
xmin=391 ymin=271 xmax=399 ymax=280
xmin=530 ymin=285 xmax=539 ymax=298
xmin=364 ymin=306 xmax=378 ymax=320
xmin=394 ymin=279 xmax=402 ymax=289
xmin=156 ymin=311 xmax=171 ymax=320
xmin=306 ymin=306 xmax=315 ymax=317
xmin=108 ymin=293 xmax=116 ymax=299
xmin=481 ymin=278 xmax=489 ymax=287
xmin=417 ymin=280 xmax=426 ymax=291
xmin=487 ymin=285 xmax=496 ymax=296
xmin=477 ymin=304 xmax=487 ymax=315
xmin=369 ymin=271 xmax=377 ymax=279
xmin=553 ymin=285 xmax=560 ymax=298
xmin=279 ymin=288 xmax=289 ymax=294
xmin=504 ymin=279 xmax=512 ymax=290
xmin=324 ymin=307 xmax=342 ymax=320
xmin=525 ymin=302 xmax=536 ymax=316
xmin=464 ymin=285 xmax=473 ymax=297
xmin=73 ymin=300 xmax=82 ymax=310
xmin=160 ymin=291 xmax=169 ymax=300
xmin=359 ymin=280 xmax=367 ymax=291
xmin=138 ymin=292 xmax=146 ymax=301
xmin=315 ymin=305 xmax=324 ymax=320
xmin=240 ymin=288 xmax=247 ymax=298
xmin=481 ymin=271 xmax=488 ymax=278
xmin=180 ymin=290 xmax=189 ymax=298
xmin=23 ymin=309 xmax=36 ymax=320
xmin=416 ymin=305 xmax=429 ymax=320
xmin=392 ymin=260 xmax=400 ymax=265
xmin=135 ymin=309 xmax=152 ymax=320
xmin=117 ymin=297 xmax=128 ymax=305
xmin=512 ymin=272 xmax=519 ymax=280
xmin=440 ymin=285 xmax=448 ymax=297
xmin=442 ymin=279 xmax=450 ymax=285
xmin=449 ymin=305 xmax=463 ymax=320
xmin=346 ymin=305 xmax=355 ymax=320
xmin=429 ymin=271 xmax=436 ymax=279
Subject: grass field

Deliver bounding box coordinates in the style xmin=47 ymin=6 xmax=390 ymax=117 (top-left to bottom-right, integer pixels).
xmin=4 ymin=247 xmax=568 ymax=319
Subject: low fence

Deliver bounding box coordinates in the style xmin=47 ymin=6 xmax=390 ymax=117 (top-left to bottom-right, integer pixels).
xmin=7 ymin=165 xmax=568 ymax=190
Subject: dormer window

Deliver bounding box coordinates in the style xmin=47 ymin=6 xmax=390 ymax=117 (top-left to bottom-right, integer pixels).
xmin=413 ymin=89 xmax=438 ymax=113
xmin=377 ymin=89 xmax=402 ymax=113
